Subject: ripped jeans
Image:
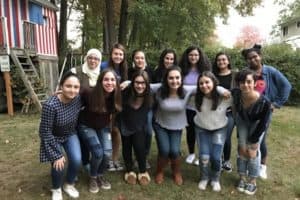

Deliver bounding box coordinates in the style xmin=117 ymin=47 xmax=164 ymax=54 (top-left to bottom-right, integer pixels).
xmin=78 ymin=124 xmax=112 ymax=177
xmin=236 ymin=115 xmax=264 ymax=178
xmin=195 ymin=125 xmax=226 ymax=182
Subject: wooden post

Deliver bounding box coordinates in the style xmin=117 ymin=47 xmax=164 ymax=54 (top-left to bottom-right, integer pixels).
xmin=3 ymin=72 xmax=13 ymax=116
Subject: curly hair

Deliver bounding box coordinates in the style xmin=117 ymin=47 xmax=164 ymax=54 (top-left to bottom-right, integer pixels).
xmin=179 ymin=46 xmax=211 ymax=77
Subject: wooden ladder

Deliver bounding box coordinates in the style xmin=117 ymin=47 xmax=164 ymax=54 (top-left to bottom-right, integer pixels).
xmin=10 ymin=49 xmax=47 ymax=112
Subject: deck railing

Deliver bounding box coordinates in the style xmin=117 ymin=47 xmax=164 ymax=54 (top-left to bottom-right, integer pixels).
xmin=23 ymin=21 xmax=36 ymax=51
xmin=0 ymin=17 xmax=8 ymax=51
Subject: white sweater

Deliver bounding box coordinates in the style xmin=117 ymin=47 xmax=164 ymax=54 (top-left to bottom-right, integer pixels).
xmin=194 ymin=96 xmax=232 ymax=131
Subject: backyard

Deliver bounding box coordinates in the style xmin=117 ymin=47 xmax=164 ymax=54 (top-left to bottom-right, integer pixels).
xmin=0 ymin=106 xmax=299 ymax=200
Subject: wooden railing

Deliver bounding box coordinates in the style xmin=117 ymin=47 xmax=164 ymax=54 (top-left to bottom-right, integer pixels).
xmin=0 ymin=17 xmax=8 ymax=51
xmin=23 ymin=21 xmax=36 ymax=51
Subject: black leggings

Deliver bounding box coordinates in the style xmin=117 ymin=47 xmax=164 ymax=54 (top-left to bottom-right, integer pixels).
xmin=260 ymin=111 xmax=272 ymax=164
xmin=223 ymin=112 xmax=235 ymax=161
xmin=186 ymin=109 xmax=196 ymax=154
xmin=260 ymin=131 xmax=268 ymax=164
xmin=121 ymin=131 xmax=147 ymax=173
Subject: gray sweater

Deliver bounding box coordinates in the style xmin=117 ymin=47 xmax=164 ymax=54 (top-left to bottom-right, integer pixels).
xmin=152 ymin=85 xmax=196 ymax=130
xmin=194 ymin=96 xmax=232 ymax=131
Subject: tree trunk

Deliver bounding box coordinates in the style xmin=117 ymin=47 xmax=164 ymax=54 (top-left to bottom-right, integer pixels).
xmin=118 ymin=0 xmax=128 ymax=45
xmin=58 ymin=0 xmax=68 ymax=73
xmin=105 ymin=0 xmax=115 ymax=51
xmin=81 ymin=3 xmax=88 ymax=55
xmin=128 ymin=14 xmax=138 ymax=47
xmin=103 ymin=14 xmax=109 ymax=54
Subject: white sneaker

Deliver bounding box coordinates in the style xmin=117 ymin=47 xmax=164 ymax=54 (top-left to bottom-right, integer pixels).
xmin=211 ymin=181 xmax=221 ymax=192
xmin=259 ymin=164 xmax=268 ymax=180
xmin=185 ymin=154 xmax=195 ymax=164
xmin=198 ymin=180 xmax=208 ymax=190
xmin=51 ymin=188 xmax=63 ymax=200
xmin=63 ymin=184 xmax=79 ymax=198
xmin=194 ymin=159 xmax=199 ymax=166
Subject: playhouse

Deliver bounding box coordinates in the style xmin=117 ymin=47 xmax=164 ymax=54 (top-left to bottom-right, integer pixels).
xmin=0 ymin=0 xmax=59 ymax=111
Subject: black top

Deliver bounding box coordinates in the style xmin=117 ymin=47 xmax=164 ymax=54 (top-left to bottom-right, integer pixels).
xmin=152 ymin=67 xmax=166 ymax=83
xmin=216 ymin=73 xmax=232 ymax=90
xmin=232 ymin=88 xmax=271 ymax=143
xmin=118 ymin=88 xmax=151 ymax=136
xmin=79 ymin=89 xmax=114 ymax=130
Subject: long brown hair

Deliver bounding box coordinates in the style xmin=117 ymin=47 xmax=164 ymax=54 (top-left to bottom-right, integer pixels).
xmin=160 ymin=66 xmax=185 ymax=99
xmin=108 ymin=43 xmax=128 ymax=82
xmin=179 ymin=45 xmax=211 ymax=77
xmin=195 ymin=71 xmax=220 ymax=111
xmin=126 ymin=70 xmax=152 ymax=108
xmin=88 ymin=69 xmax=122 ymax=113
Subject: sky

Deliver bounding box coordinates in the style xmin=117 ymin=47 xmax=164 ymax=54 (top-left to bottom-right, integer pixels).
xmin=215 ymin=0 xmax=291 ymax=47
xmin=68 ymin=0 xmax=290 ymax=48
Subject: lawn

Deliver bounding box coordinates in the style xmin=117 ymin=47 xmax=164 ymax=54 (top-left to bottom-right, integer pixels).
xmin=0 ymin=106 xmax=300 ymax=200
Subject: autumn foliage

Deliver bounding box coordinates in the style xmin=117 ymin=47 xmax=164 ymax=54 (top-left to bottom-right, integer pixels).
xmin=234 ymin=25 xmax=265 ymax=48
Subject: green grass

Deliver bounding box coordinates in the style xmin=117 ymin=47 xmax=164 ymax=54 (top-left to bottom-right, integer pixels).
xmin=0 ymin=106 xmax=300 ymax=200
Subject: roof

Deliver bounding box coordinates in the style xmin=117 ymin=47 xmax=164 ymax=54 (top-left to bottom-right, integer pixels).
xmin=280 ymin=16 xmax=300 ymax=27
xmin=29 ymin=0 xmax=59 ymax=11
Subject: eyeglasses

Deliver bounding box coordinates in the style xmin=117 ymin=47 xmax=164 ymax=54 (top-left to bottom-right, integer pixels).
xmin=87 ymin=56 xmax=100 ymax=61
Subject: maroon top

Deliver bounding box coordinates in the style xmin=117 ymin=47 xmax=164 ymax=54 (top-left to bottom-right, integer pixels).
xmin=78 ymin=88 xmax=113 ymax=130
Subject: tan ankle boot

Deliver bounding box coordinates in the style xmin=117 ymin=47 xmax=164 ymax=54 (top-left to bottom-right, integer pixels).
xmin=171 ymin=158 xmax=183 ymax=185
xmin=155 ymin=157 xmax=169 ymax=184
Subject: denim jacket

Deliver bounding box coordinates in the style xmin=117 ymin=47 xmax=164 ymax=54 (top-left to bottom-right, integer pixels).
xmin=260 ymin=64 xmax=291 ymax=108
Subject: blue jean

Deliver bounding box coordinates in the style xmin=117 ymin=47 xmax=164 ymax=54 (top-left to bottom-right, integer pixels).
xmin=51 ymin=134 xmax=81 ymax=189
xmin=153 ymin=122 xmax=182 ymax=159
xmin=195 ymin=125 xmax=226 ymax=181
xmin=78 ymin=124 xmax=112 ymax=177
xmin=236 ymin=115 xmax=264 ymax=178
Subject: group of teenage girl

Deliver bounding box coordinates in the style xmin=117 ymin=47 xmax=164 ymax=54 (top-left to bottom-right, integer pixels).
xmin=39 ymin=43 xmax=291 ymax=200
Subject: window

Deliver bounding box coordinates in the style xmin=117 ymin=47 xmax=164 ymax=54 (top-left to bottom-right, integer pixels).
xmin=283 ymin=26 xmax=288 ymax=36
xmin=43 ymin=16 xmax=48 ymax=26
xmin=29 ymin=3 xmax=43 ymax=25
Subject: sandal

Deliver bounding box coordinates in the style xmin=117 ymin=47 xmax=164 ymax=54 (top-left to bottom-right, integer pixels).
xmin=124 ymin=171 xmax=137 ymax=185
xmin=138 ymin=172 xmax=151 ymax=186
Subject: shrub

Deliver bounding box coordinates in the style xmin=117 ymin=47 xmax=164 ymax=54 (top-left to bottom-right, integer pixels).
xmin=146 ymin=44 xmax=300 ymax=104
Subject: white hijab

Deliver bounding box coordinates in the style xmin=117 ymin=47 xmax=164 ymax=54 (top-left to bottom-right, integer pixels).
xmin=83 ymin=48 xmax=102 ymax=87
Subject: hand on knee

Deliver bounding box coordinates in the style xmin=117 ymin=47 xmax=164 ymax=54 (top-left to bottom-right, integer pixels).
xmin=238 ymin=147 xmax=248 ymax=158
xmin=200 ymin=157 xmax=209 ymax=167
xmin=247 ymin=143 xmax=259 ymax=159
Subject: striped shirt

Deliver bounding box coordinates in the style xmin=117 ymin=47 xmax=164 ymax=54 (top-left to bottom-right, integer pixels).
xmin=39 ymin=95 xmax=82 ymax=163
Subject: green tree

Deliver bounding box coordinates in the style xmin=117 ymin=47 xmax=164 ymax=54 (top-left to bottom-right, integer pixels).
xmin=126 ymin=0 xmax=263 ymax=50
xmin=71 ymin=0 xmax=263 ymax=53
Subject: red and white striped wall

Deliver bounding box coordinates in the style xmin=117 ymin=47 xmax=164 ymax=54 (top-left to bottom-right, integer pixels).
xmin=0 ymin=0 xmax=57 ymax=56
xmin=35 ymin=6 xmax=57 ymax=56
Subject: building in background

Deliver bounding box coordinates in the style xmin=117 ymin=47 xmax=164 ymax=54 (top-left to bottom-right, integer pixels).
xmin=0 ymin=0 xmax=58 ymax=111
xmin=280 ymin=16 xmax=300 ymax=49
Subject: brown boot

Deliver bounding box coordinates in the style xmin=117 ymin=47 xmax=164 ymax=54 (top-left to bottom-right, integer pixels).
xmin=155 ymin=157 xmax=169 ymax=184
xmin=171 ymin=158 xmax=183 ymax=185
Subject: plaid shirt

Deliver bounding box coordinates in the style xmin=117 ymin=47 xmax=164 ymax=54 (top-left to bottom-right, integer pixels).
xmin=39 ymin=95 xmax=82 ymax=163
